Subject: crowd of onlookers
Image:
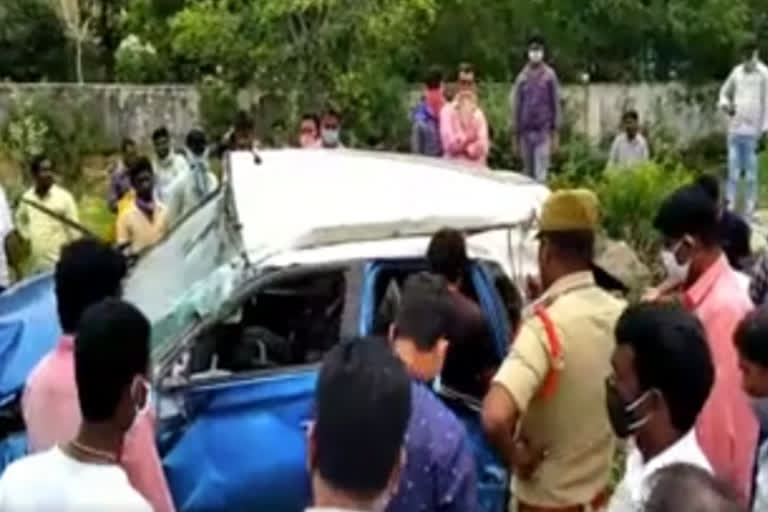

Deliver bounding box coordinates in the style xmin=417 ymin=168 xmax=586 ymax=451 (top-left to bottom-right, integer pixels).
xmin=2 ymin=33 xmax=768 ymax=512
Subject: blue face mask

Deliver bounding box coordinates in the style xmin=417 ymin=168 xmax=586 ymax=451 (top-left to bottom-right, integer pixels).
xmin=322 ymin=129 xmax=340 ymax=147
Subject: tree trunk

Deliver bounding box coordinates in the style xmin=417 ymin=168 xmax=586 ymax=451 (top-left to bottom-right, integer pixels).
xmin=75 ymin=38 xmax=84 ymax=83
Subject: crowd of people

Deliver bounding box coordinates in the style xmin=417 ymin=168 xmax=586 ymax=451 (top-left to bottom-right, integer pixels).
xmin=0 ymin=177 xmax=763 ymax=512
xmin=1 ymin=31 xmax=768 ymax=512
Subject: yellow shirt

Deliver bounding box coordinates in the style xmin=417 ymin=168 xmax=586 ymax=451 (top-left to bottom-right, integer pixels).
xmin=116 ymin=202 xmax=168 ymax=255
xmin=493 ymin=272 xmax=625 ymax=508
xmin=15 ymin=185 xmax=80 ymax=273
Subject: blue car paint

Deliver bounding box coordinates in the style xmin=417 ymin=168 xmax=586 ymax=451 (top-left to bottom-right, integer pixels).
xmin=161 ymin=370 xmax=316 ymax=512
xmin=0 ymin=261 xmax=510 ymax=512
xmin=0 ymin=273 xmax=59 ymax=402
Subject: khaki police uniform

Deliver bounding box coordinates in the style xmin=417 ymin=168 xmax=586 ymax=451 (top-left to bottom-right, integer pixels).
xmin=492 ymin=189 xmax=626 ymax=511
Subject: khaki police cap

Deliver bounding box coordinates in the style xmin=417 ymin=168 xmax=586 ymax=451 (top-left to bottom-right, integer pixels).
xmin=538 ymin=188 xmax=599 ymax=233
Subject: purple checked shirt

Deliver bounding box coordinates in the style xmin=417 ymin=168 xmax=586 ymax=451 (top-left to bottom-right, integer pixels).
xmin=386 ymin=382 xmax=477 ymax=512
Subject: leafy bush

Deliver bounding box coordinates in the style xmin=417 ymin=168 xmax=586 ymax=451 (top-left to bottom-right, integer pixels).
xmin=115 ymin=35 xmax=166 ymax=83
xmin=0 ymin=88 xmax=112 ymax=189
xmin=199 ymin=76 xmax=240 ymax=139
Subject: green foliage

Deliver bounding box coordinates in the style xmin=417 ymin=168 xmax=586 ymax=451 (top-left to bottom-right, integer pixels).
xmin=0 ymin=0 xmax=71 ymax=81
xmin=0 ymin=89 xmax=112 ymax=187
xmin=115 ymin=35 xmax=165 ymax=83
xmin=199 ymin=75 xmax=240 ymax=138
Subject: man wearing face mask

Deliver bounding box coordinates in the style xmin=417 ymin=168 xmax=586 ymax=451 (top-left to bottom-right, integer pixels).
xmin=719 ymin=41 xmax=768 ymax=218
xmin=308 ymin=339 xmax=411 ymax=512
xmin=22 ymin=239 xmax=175 ymax=512
xmin=166 ymin=128 xmax=219 ymax=226
xmin=652 ymin=183 xmax=756 ymax=504
xmin=0 ymin=299 xmax=154 ymax=511
xmin=320 ymin=108 xmax=345 ymax=149
xmin=511 ymin=35 xmax=561 ymax=183
xmin=606 ymin=303 xmax=715 ymax=512
xmin=483 ymin=189 xmax=625 ymax=512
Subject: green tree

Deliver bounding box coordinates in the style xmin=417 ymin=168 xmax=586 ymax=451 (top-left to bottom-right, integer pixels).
xmin=0 ymin=0 xmax=70 ymax=81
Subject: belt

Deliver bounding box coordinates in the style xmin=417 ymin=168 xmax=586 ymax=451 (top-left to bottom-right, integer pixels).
xmin=518 ymin=489 xmax=610 ymax=512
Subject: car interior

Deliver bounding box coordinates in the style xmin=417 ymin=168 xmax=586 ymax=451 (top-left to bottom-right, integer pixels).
xmin=183 ymin=270 xmax=347 ymax=379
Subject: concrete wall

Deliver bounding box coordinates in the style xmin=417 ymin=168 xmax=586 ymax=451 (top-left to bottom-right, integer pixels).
xmin=0 ymin=83 xmax=200 ymax=147
xmin=0 ymin=82 xmax=725 ymax=147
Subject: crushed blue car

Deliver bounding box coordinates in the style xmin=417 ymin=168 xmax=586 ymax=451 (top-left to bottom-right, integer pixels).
xmin=0 ymin=150 xmax=549 ymax=512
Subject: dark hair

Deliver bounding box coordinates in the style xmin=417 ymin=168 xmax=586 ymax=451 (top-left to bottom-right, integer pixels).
xmin=615 ymin=303 xmax=714 ymax=433
xmin=323 ymin=108 xmax=341 ymax=122
xmin=654 ymin=184 xmax=720 ymax=246
xmin=315 ymin=339 xmax=411 ymax=499
xmin=234 ymin=111 xmax=255 ymax=133
xmin=186 ymin=129 xmax=207 ymax=156
xmin=696 ymin=174 xmax=721 ymax=203
xmin=645 ymin=463 xmax=745 ymax=512
xmin=735 ymin=308 xmax=768 ymax=367
xmin=393 ymin=272 xmax=453 ymax=351
xmin=301 ymin=113 xmax=320 ymax=131
xmin=121 ymin=138 xmax=136 ymax=152
xmin=427 ymin=228 xmax=468 ymax=283
xmin=29 ymin=154 xmax=50 ymax=175
xmin=75 ymin=299 xmax=150 ymax=423
xmin=541 ymin=230 xmax=595 ymax=263
xmin=743 ymin=40 xmax=759 ymax=56
xmin=55 ymin=239 xmax=127 ymax=333
xmin=622 ymin=110 xmax=639 ymax=122
xmin=425 ymin=66 xmax=443 ymax=89
xmin=152 ymin=127 xmax=170 ymax=142
xmin=458 ymin=62 xmax=474 ymax=76
xmin=528 ymin=34 xmax=546 ymax=48
xmin=128 ymin=156 xmax=153 ymax=184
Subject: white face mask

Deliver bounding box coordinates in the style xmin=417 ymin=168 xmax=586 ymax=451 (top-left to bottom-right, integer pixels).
xmin=529 ymin=50 xmax=544 ymax=64
xmin=660 ymin=240 xmax=691 ymax=285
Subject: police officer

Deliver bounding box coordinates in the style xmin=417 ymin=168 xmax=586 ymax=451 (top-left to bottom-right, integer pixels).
xmin=482 ymin=189 xmax=625 ymax=512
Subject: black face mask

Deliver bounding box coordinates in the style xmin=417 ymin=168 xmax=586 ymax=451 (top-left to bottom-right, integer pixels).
xmin=605 ymin=378 xmax=652 ymax=438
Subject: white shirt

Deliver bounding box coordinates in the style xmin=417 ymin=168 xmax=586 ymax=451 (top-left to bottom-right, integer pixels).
xmin=152 ymin=153 xmax=190 ymax=203
xmin=607 ymin=431 xmax=712 ymax=512
xmin=0 ymin=446 xmax=152 ymax=511
xmin=719 ymin=63 xmax=768 ymax=136
xmin=0 ymin=186 xmax=13 ymax=287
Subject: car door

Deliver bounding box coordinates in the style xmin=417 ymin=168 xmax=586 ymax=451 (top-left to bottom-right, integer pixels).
xmin=155 ymin=263 xmax=361 ymax=512
xmin=358 ymin=259 xmax=511 ymax=512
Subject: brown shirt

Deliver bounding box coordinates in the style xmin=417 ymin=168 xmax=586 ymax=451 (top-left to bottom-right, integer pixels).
xmin=493 ymin=272 xmax=625 ymax=507
xmin=441 ymin=288 xmax=499 ymax=398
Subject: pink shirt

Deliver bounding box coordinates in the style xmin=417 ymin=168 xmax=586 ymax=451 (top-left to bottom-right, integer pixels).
xmin=684 ymin=255 xmax=756 ymax=503
xmin=22 ymin=336 xmax=176 ymax=512
xmin=439 ymin=102 xmax=489 ymax=167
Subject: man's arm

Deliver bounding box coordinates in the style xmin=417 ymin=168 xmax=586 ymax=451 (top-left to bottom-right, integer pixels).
xmin=718 ymin=69 xmax=737 ymax=113
xmin=466 ymin=110 xmax=490 ymax=162
xmin=481 ymin=324 xmax=550 ymax=479
xmin=411 ymin=119 xmax=424 ymax=155
xmin=440 ymin=105 xmax=465 ymax=156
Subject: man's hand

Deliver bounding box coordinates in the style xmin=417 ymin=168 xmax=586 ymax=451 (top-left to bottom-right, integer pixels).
xmin=513 ymin=438 xmax=549 ymax=481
